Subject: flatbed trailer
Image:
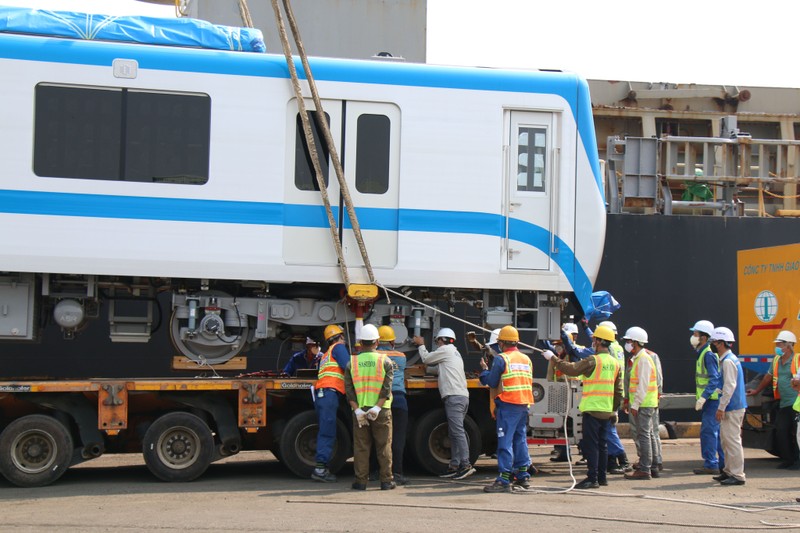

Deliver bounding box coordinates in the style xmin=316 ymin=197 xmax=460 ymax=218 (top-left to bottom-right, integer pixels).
xmin=0 ymin=374 xmax=582 ymax=487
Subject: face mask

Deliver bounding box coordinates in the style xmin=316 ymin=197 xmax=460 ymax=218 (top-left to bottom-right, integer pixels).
xmin=709 ymin=343 xmax=718 ymax=354
xmin=690 ymin=335 xmax=700 ymax=348
xmin=624 ymin=342 xmax=633 ymax=353
xmin=776 ymin=347 xmax=785 ymax=357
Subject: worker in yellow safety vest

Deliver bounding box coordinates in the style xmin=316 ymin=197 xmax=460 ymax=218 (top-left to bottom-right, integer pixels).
xmin=345 ymin=324 xmax=396 ymax=491
xmin=544 ymin=324 xmax=623 ymax=489
xmin=622 ymin=326 xmax=659 ymax=481
xmin=479 ymin=325 xmax=534 ymax=493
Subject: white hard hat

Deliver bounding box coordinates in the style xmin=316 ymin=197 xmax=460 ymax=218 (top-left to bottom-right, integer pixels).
xmin=690 ymin=320 xmax=715 ymax=337
xmin=563 ymin=322 xmax=578 ymax=335
xmin=305 ymin=337 xmax=318 ymax=345
xmin=359 ymin=324 xmax=380 ymax=342
xmin=435 ymin=327 xmax=456 ymax=340
xmin=711 ymin=326 xmax=735 ymax=343
xmin=622 ymin=326 xmax=648 ymax=344
xmin=775 ymin=330 xmax=797 ymax=344
xmin=598 ymin=321 xmax=617 ymax=334
xmin=487 ymin=328 xmax=501 ymax=345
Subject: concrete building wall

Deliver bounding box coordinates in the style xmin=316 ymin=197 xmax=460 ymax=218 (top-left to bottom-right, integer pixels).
xmin=187 ymin=0 xmax=427 ymax=62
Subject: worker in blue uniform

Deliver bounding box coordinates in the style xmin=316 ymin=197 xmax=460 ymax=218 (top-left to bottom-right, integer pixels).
xmin=690 ymin=319 xmax=725 ymax=475
xmin=282 ymin=337 xmax=321 ymax=376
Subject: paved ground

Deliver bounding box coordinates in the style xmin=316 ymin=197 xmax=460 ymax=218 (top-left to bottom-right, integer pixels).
xmin=1 ymin=439 xmax=800 ymax=532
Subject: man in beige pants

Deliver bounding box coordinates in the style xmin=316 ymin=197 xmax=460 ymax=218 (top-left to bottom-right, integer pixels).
xmin=711 ymin=327 xmax=747 ymax=486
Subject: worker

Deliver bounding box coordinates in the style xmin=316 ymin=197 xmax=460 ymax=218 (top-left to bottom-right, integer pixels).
xmin=345 ymin=324 xmax=396 ymax=490
xmin=479 ymin=325 xmax=534 ymax=492
xmin=282 ymin=337 xmax=321 ymax=376
xmin=310 ymin=324 xmax=350 ymax=483
xmin=595 ymin=321 xmax=631 ymax=474
xmin=690 ymin=319 xmax=724 ymax=475
xmin=561 ymin=322 xmax=593 ymax=361
xmin=377 ymin=325 xmax=409 ymax=485
xmin=623 ymin=326 xmax=660 ymax=480
xmin=413 ymin=327 xmax=474 ymax=480
xmin=543 ymin=338 xmax=584 ymax=464
xmin=747 ymin=329 xmax=800 ymax=469
xmin=543 ymin=324 xmax=623 ymax=489
xmin=711 ymin=326 xmax=747 ymax=486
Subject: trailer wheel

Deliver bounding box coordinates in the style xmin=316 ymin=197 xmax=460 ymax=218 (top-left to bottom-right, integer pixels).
xmin=278 ymin=410 xmax=351 ymax=478
xmin=142 ymin=412 xmax=214 ymax=482
xmin=410 ymin=408 xmax=481 ymax=475
xmin=0 ymin=414 xmax=74 ymax=487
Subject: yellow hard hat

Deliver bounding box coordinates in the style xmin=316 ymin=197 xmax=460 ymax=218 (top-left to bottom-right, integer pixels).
xmin=497 ymin=325 xmax=519 ymax=342
xmin=593 ymin=325 xmax=616 ymax=342
xmin=324 ymin=324 xmax=344 ymax=342
xmin=378 ymin=325 xmax=396 ymax=342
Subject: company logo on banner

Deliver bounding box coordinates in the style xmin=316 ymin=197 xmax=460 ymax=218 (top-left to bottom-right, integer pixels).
xmin=754 ymin=290 xmax=778 ymax=322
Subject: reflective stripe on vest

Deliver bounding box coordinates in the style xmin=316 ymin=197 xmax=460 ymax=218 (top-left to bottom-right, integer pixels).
xmin=350 ymin=351 xmax=392 ymax=409
xmin=629 ymin=351 xmax=658 ymax=407
xmin=579 ymin=352 xmax=620 ymax=413
xmin=497 ymin=350 xmax=534 ymax=405
xmin=772 ymin=353 xmax=800 ymax=400
xmin=695 ymin=345 xmax=719 ymax=400
xmin=316 ymin=345 xmax=345 ymax=394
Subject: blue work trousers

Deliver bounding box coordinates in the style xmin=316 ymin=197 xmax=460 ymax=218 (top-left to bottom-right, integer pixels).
xmin=581 ymin=414 xmax=610 ymax=483
xmin=700 ymin=399 xmax=724 ymax=469
xmin=314 ymin=387 xmax=341 ymax=465
xmin=606 ymin=418 xmax=625 ymax=457
xmin=495 ymin=402 xmax=531 ymax=483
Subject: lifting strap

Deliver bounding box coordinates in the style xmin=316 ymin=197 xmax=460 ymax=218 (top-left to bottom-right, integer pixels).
xmin=269 ymin=0 xmax=377 ymax=289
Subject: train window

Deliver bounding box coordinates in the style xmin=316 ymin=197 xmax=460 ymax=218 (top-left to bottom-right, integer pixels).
xmin=33 ymin=84 xmax=209 ymax=184
xmin=517 ymin=126 xmax=547 ymax=192
xmin=294 ymin=111 xmax=331 ymax=191
xmin=355 ymin=114 xmax=390 ymax=194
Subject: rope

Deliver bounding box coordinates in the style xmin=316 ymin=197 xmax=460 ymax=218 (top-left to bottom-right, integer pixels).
xmin=269 ymin=0 xmax=350 ymax=288
xmin=237 ymin=0 xmax=254 ymax=28
xmin=285 ymin=500 xmax=800 ymax=530
xmin=376 ymin=283 xmax=544 ymax=354
xmin=280 ymin=0 xmax=376 ymax=285
xmin=764 ymin=189 xmax=800 ymax=199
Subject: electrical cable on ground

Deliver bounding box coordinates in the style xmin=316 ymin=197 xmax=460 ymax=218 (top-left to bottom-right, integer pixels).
xmin=285 ymin=499 xmax=800 ymax=529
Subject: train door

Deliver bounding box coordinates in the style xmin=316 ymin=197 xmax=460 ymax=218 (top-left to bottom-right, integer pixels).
xmin=283 ymin=99 xmax=399 ymax=269
xmin=505 ymin=110 xmax=559 ymax=271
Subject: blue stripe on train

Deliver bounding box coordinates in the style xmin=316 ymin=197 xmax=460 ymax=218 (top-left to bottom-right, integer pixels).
xmin=0 ymin=188 xmax=594 ymax=310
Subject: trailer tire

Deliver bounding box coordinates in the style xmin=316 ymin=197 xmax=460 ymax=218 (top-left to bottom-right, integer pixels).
xmin=278 ymin=410 xmax=351 ymax=478
xmin=142 ymin=412 xmax=214 ymax=482
xmin=0 ymin=414 xmax=74 ymax=487
xmin=410 ymin=408 xmax=481 ymax=475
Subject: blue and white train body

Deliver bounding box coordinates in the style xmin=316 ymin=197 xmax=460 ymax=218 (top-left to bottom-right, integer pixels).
xmin=0 ymin=9 xmax=605 ymax=364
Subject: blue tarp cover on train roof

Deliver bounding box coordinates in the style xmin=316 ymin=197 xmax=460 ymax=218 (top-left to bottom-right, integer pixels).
xmin=0 ymin=6 xmax=265 ymax=52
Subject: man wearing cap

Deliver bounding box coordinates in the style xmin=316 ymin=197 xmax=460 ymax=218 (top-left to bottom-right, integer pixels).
xmin=543 ymin=325 xmax=623 ymax=489
xmin=690 ymin=320 xmax=725 ymax=475
xmin=310 ymin=325 xmax=350 ymax=483
xmin=413 ymin=327 xmax=474 ymax=480
xmin=345 ymin=324 xmax=396 ymax=490
xmin=282 ymin=337 xmax=321 ymax=376
xmin=712 ymin=326 xmax=747 ymax=486
xmin=748 ymin=329 xmax=800 ymax=469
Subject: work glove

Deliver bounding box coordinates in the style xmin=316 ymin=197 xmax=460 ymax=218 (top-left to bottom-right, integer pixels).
xmin=542 ymin=349 xmax=555 ymax=361
xmin=366 ymin=405 xmax=381 ymax=421
xmin=695 ymin=397 xmax=706 ymax=411
xmin=354 ymin=408 xmax=369 ymax=427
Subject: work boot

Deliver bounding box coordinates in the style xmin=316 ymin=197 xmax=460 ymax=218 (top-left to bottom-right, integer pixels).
xmin=712 ymin=472 xmax=730 ymax=482
xmin=453 ymin=465 xmax=476 ymax=480
xmin=311 ymin=467 xmax=337 ymax=483
xmin=483 ymin=480 xmax=512 ymax=493
xmin=575 ymin=478 xmax=599 ymax=489
xmin=624 ymin=470 xmax=651 ymax=480
xmin=513 ymin=477 xmax=531 ymax=490
xmin=351 ymin=482 xmax=367 ymax=490
xmin=393 ymin=473 xmax=409 ymax=486
xmin=650 ymin=469 xmax=660 ymax=479
xmin=380 ymin=481 xmax=396 ymax=490
xmin=439 ymin=466 xmax=459 ymax=478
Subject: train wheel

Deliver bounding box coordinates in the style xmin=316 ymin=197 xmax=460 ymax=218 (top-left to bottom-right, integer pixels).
xmin=0 ymin=414 xmax=74 ymax=487
xmin=410 ymin=408 xmax=481 ymax=475
xmin=278 ymin=410 xmax=351 ymax=478
xmin=142 ymin=412 xmax=214 ymax=482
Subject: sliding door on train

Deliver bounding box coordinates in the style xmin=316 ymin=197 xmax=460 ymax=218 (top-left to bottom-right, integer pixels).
xmin=505 ymin=110 xmax=559 ymax=271
xmin=282 ymin=99 xmax=400 ymax=270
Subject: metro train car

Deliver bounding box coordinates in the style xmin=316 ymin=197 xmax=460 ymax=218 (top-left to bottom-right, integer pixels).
xmin=0 ymin=9 xmax=604 ymax=364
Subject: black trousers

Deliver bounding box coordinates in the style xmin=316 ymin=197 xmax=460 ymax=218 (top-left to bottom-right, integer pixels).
xmin=775 ymin=406 xmax=799 ymax=463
